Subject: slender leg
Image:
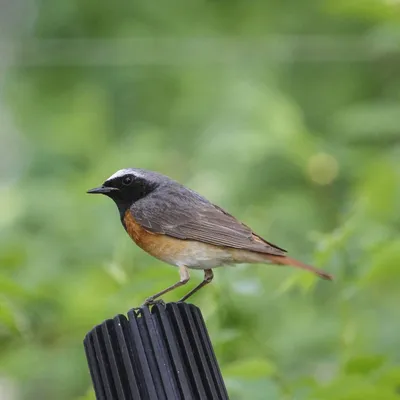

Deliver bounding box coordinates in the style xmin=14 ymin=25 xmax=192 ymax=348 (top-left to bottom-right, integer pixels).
xmin=143 ymin=265 xmax=190 ymax=305
xmin=179 ymin=269 xmax=214 ymax=303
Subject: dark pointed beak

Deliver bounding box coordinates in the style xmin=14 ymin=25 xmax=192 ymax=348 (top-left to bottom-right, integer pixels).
xmin=87 ymin=186 xmax=118 ymax=194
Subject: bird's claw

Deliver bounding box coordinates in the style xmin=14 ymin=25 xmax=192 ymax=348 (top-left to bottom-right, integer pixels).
xmin=141 ymin=298 xmax=166 ymax=308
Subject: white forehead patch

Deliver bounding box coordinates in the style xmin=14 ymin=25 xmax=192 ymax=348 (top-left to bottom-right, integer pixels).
xmin=107 ymin=169 xmax=130 ymax=181
xmin=106 ymin=169 xmax=143 ymax=181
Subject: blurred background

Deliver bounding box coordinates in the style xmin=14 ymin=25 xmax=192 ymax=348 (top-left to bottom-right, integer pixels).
xmin=1 ymin=1 xmax=400 ymax=399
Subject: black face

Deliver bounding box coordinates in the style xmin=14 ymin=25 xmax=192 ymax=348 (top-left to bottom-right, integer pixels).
xmin=87 ymin=172 xmax=158 ymax=216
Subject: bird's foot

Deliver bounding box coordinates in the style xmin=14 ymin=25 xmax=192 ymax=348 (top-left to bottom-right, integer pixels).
xmin=141 ymin=297 xmax=166 ymax=308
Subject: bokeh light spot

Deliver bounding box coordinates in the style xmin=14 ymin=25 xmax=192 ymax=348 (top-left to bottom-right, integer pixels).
xmin=307 ymin=152 xmax=339 ymax=185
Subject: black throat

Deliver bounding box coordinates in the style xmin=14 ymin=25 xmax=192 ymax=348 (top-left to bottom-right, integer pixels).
xmin=107 ymin=178 xmax=158 ymax=222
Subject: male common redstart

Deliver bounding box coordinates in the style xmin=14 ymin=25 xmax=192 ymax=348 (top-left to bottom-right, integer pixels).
xmin=88 ymin=168 xmax=333 ymax=304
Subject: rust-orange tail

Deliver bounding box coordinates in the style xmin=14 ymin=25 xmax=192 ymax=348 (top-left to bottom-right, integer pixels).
xmin=266 ymin=255 xmax=333 ymax=280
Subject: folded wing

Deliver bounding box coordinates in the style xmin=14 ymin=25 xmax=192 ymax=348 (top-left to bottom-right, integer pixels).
xmin=131 ymin=189 xmax=286 ymax=256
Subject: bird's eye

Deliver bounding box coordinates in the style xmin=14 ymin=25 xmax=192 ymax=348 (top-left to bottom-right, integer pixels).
xmin=122 ymin=175 xmax=133 ymax=186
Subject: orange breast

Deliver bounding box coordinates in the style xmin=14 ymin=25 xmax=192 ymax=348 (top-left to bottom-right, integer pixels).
xmin=123 ymin=210 xmax=190 ymax=265
xmin=122 ymin=210 xmax=258 ymax=269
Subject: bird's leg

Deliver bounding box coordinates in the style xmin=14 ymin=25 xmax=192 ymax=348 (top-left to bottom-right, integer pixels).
xmin=143 ymin=265 xmax=190 ymax=306
xmin=179 ymin=269 xmax=214 ymax=303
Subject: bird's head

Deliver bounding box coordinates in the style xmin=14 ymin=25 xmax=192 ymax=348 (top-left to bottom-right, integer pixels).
xmin=87 ymin=168 xmax=161 ymax=214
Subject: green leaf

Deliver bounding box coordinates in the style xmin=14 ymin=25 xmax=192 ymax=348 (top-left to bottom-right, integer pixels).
xmin=0 ymin=274 xmax=32 ymax=299
xmin=377 ymin=367 xmax=400 ymax=392
xmin=362 ymin=240 xmax=400 ymax=288
xmin=76 ymin=388 xmax=95 ymax=400
xmin=344 ymin=355 xmax=386 ymax=375
xmin=223 ymin=358 xmax=276 ymax=379
xmin=0 ymin=299 xmax=24 ymax=335
xmin=310 ymin=375 xmax=400 ymax=400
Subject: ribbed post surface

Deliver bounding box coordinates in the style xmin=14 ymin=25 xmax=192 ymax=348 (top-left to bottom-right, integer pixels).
xmin=84 ymin=302 xmax=229 ymax=400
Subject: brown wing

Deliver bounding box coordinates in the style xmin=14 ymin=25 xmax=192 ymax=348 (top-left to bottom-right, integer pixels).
xmin=131 ymin=187 xmax=286 ymax=256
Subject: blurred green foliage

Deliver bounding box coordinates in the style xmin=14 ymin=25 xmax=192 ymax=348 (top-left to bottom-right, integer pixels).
xmin=0 ymin=0 xmax=400 ymax=399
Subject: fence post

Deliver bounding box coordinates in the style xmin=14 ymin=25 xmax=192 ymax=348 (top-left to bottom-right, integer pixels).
xmin=84 ymin=302 xmax=230 ymax=400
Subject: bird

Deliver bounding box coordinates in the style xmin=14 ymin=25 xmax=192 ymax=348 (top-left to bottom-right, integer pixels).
xmin=87 ymin=168 xmax=333 ymax=305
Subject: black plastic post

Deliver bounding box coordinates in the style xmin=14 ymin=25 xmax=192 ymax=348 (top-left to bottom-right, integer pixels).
xmin=83 ymin=302 xmax=230 ymax=400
